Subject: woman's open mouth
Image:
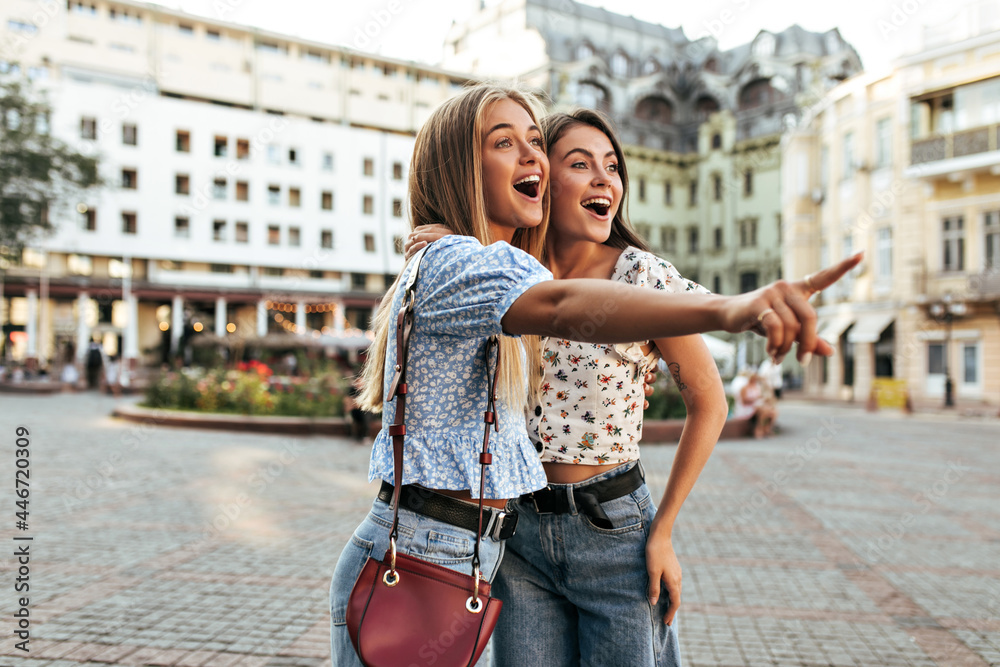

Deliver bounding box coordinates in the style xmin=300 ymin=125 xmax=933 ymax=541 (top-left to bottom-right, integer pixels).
xmin=581 ymin=197 xmax=611 ymax=216
xmin=513 ymin=174 xmax=541 ymax=199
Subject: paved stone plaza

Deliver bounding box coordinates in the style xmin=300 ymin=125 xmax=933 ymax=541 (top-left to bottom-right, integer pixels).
xmin=1 ymin=392 xmax=997 ymax=666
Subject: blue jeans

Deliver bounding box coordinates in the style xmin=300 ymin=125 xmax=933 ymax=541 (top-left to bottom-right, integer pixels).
xmin=490 ymin=462 xmax=682 ymax=667
xmin=330 ymin=496 xmax=505 ymax=667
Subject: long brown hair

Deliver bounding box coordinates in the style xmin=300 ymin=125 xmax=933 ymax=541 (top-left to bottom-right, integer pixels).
xmin=359 ymin=83 xmax=549 ymax=411
xmin=542 ymin=109 xmax=650 ymax=253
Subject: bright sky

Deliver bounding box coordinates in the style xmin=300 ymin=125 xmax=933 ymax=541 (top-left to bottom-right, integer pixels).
xmin=155 ymin=0 xmax=981 ymax=75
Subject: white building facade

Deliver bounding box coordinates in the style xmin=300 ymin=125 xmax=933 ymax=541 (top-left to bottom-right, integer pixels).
xmin=1 ymin=0 xmax=472 ymax=370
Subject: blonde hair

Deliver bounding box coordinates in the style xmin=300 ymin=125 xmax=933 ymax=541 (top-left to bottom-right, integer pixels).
xmin=359 ymin=82 xmax=549 ymax=412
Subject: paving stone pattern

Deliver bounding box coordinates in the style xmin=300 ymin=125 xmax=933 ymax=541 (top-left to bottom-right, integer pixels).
xmin=1 ymin=393 xmax=997 ymax=666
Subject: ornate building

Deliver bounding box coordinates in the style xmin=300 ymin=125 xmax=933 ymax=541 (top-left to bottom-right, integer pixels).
xmin=443 ymin=0 xmax=862 ymax=364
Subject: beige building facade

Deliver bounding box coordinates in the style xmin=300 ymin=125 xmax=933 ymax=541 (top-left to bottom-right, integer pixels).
xmin=782 ymin=3 xmax=1000 ymax=409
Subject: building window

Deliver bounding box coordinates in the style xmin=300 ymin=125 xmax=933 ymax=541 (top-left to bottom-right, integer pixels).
xmin=363 ymin=195 xmax=374 ymax=215
xmin=689 ymin=180 xmax=698 ymax=207
xmin=713 ymin=275 xmax=721 ymax=293
xmin=268 ymin=225 xmax=280 ymax=245
xmin=688 ymin=228 xmax=699 ymax=254
xmin=984 ymin=211 xmax=1000 ymax=270
xmin=67 ymin=254 xmax=93 ymax=275
xmin=121 ymin=168 xmax=137 ymax=190
xmin=638 ymin=178 xmax=646 ymax=202
xmin=81 ymin=207 xmax=97 ymax=231
xmin=661 ymin=228 xmax=676 ymax=254
xmin=875 ymin=117 xmax=892 ymax=169
xmin=235 ymin=221 xmax=248 ymax=243
xmin=321 ymin=191 xmax=334 ymax=210
xmin=610 ymin=51 xmax=629 ymax=77
xmin=392 ymin=199 xmax=403 ymax=217
xmin=210 ymin=263 xmax=233 ymax=274
xmin=664 ymin=181 xmax=672 ymax=206
xmin=268 ymin=184 xmax=280 ymax=205
xmin=262 ymin=266 xmax=283 ymax=276
xmin=711 ymin=133 xmax=721 ymax=149
xmin=235 ymin=138 xmax=250 ymax=160
xmin=213 ymin=135 xmax=227 ymax=157
xmin=393 ymin=161 xmax=404 ymax=180
xmin=176 ymin=130 xmax=190 ymax=152
xmin=320 ymin=229 xmax=333 ymax=249
xmin=122 ymin=123 xmax=137 ymax=146
xmin=213 ymin=178 xmax=226 ymax=200
xmin=351 ymin=273 xmax=367 ymax=290
xmin=363 ymin=157 xmax=374 ymax=176
xmin=842 ymin=131 xmax=855 ymax=179
xmin=963 ymin=343 xmax=978 ymax=384
xmin=740 ymin=219 xmax=758 ymax=247
xmin=175 ymin=173 xmax=189 ymax=195
xmin=213 ymin=219 xmax=226 ymax=242
xmin=322 ymin=152 xmax=334 ymax=171
xmin=877 ymin=227 xmax=892 ymax=280
xmin=713 ymin=227 xmax=723 ymax=249
xmin=288 ymin=226 xmax=301 ymax=247
xmin=744 ymin=170 xmax=753 ymax=196
xmin=288 ymin=187 xmax=301 ymax=207
xmin=739 ymin=271 xmax=759 ymax=293
xmin=80 ymin=117 xmax=96 ymax=140
xmin=122 ymin=212 xmax=137 ymax=235
xmin=364 ymin=233 xmax=376 ymax=252
xmin=173 ymin=216 xmax=189 ymax=238
xmin=288 ymin=148 xmax=300 ymax=166
xmin=712 ymin=174 xmax=722 ymax=201
xmin=236 ymin=181 xmax=248 ymax=201
xmin=927 ymin=342 xmax=945 ymax=375
xmin=942 ymin=216 xmax=965 ymax=272
xmin=267 ymin=144 xmax=280 ymax=164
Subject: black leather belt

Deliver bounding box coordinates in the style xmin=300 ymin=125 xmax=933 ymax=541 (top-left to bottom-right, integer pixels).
xmin=523 ymin=463 xmax=644 ymax=530
xmin=377 ymin=481 xmax=518 ymax=541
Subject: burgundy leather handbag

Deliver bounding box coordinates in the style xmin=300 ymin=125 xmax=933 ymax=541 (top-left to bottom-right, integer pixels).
xmin=346 ymin=248 xmax=503 ymax=667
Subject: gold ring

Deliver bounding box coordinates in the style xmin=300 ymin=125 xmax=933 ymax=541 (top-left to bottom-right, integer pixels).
xmin=757 ymin=308 xmax=775 ymax=323
xmin=804 ymin=274 xmax=815 ymax=292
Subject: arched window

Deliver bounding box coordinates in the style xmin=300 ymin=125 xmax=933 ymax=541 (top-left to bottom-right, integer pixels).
xmin=642 ymin=57 xmax=659 ymax=75
xmin=738 ymin=78 xmax=780 ymax=110
xmin=576 ymin=42 xmax=594 ymax=60
xmin=577 ymin=82 xmax=611 ymax=114
xmin=704 ymin=57 xmax=718 ymax=73
xmin=635 ymin=96 xmax=673 ymax=124
xmin=610 ymin=51 xmax=629 ymax=78
xmin=696 ymin=95 xmax=720 ymax=115
xmin=753 ymin=33 xmax=775 ymax=57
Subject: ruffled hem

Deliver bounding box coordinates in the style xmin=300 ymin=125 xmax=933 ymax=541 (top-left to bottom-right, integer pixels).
xmin=367 ymin=430 xmax=548 ymax=499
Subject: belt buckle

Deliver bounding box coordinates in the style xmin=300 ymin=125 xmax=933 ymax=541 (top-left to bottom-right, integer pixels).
xmin=530 ymin=492 xmax=551 ymax=515
xmin=489 ymin=511 xmax=507 ymax=540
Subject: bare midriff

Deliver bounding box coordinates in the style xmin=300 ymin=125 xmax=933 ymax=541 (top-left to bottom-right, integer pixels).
xmin=423 ymin=486 xmax=509 ymax=510
xmin=542 ymin=461 xmax=624 ymax=484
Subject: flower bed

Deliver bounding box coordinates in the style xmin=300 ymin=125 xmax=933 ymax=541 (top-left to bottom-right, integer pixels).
xmin=143 ymin=361 xmax=348 ymax=417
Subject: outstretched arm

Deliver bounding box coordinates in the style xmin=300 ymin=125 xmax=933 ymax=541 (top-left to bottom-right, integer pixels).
xmin=502 ymin=253 xmax=862 ymax=364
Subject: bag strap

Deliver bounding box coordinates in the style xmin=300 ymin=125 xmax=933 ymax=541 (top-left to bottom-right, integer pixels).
xmin=384 ymin=246 xmax=499 ymax=602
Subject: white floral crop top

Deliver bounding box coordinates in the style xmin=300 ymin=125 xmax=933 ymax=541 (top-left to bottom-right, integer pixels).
xmin=527 ymin=247 xmax=710 ymax=465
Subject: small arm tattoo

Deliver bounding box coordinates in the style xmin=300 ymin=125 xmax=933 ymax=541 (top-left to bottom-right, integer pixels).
xmin=667 ymin=362 xmax=687 ymax=391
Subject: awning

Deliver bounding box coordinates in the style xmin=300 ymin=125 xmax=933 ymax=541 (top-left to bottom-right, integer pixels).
xmin=848 ymin=312 xmax=895 ymax=343
xmin=817 ymin=315 xmax=855 ymax=341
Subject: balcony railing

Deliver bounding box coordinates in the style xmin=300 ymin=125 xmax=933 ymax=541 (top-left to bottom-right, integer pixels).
xmin=911 ymin=123 xmax=1000 ymax=165
xmin=969 ymin=269 xmax=1000 ymax=299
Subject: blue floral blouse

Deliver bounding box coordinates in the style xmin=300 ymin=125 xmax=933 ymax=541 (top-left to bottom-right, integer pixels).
xmin=368 ymin=235 xmax=552 ymax=499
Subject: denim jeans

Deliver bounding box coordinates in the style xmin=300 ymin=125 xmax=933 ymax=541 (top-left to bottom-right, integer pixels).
xmin=330 ymin=496 xmax=505 ymax=667
xmin=490 ymin=462 xmax=682 ymax=667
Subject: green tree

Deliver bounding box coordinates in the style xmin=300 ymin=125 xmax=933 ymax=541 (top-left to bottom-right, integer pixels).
xmin=1 ymin=73 xmax=100 ymax=257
